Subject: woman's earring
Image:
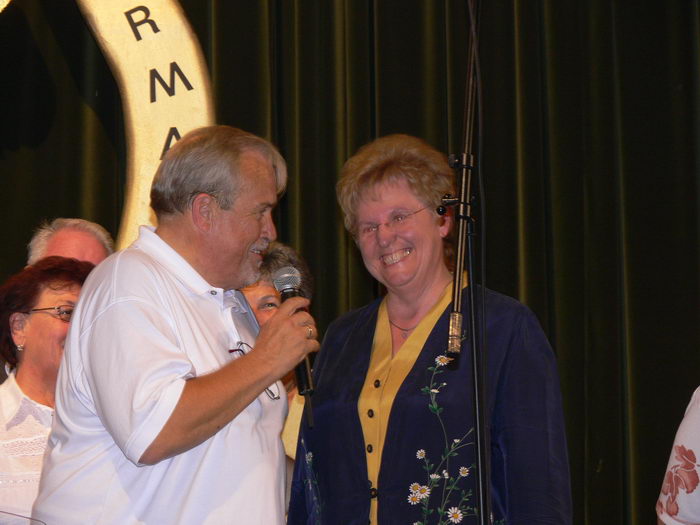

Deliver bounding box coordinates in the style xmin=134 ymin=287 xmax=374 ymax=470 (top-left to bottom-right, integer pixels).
xmin=16 ymin=345 xmax=24 ymax=352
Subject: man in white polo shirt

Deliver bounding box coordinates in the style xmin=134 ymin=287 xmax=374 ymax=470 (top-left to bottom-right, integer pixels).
xmin=33 ymin=126 xmax=319 ymax=524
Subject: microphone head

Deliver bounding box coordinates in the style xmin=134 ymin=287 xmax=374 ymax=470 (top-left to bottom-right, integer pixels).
xmin=272 ymin=266 xmax=302 ymax=294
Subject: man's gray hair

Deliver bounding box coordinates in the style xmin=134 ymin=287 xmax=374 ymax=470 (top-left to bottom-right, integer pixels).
xmin=150 ymin=125 xmax=287 ymax=218
xmin=27 ymin=218 xmax=115 ymax=265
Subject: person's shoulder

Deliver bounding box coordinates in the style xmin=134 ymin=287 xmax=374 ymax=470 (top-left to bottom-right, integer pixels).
xmin=79 ymin=244 xmax=169 ymax=310
xmin=685 ymin=386 xmax=700 ymax=413
xmin=0 ymin=374 xmax=14 ymax=405
xmin=86 ymin=244 xmax=150 ymax=282
xmin=479 ymin=286 xmax=534 ymax=322
xmin=315 ymin=299 xmax=382 ymax=374
xmin=320 ymin=298 xmax=382 ymax=351
xmin=478 ymin=287 xmax=553 ymax=357
xmin=326 ymin=297 xmax=382 ymax=335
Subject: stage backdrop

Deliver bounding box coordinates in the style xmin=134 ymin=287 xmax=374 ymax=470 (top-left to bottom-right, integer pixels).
xmin=1 ymin=1 xmax=699 ymax=523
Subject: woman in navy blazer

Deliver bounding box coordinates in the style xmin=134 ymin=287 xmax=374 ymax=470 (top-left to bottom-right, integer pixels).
xmin=289 ymin=134 xmax=572 ymax=524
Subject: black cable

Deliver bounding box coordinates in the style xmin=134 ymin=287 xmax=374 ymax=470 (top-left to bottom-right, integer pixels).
xmin=464 ymin=1 xmax=491 ymax=523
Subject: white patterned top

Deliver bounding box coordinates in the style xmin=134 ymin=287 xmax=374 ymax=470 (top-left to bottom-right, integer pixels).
xmin=0 ymin=372 xmax=52 ymax=521
xmin=657 ymin=386 xmax=700 ymax=524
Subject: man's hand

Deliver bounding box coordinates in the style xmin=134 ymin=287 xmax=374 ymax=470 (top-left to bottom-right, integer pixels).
xmin=250 ymin=296 xmax=319 ymax=380
xmin=139 ymin=296 xmax=319 ymax=465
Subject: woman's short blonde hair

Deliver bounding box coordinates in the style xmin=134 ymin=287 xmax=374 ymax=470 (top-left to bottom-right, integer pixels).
xmin=336 ymin=134 xmax=455 ymax=236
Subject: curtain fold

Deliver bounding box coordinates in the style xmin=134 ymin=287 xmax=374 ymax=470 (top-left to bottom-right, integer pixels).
xmin=2 ymin=1 xmax=700 ymax=522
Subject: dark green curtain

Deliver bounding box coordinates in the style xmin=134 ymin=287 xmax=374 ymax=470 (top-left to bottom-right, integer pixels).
xmin=2 ymin=1 xmax=699 ymax=523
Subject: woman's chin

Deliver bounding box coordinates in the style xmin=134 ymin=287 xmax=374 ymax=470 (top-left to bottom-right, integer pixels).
xmin=379 ymin=270 xmax=416 ymax=292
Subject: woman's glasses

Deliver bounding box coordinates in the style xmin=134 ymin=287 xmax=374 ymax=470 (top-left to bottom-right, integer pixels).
xmin=356 ymin=206 xmax=428 ymax=241
xmin=228 ymin=341 xmax=281 ymax=400
xmin=23 ymin=305 xmax=74 ymax=323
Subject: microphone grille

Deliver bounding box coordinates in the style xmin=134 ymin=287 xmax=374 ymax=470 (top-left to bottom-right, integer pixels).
xmin=272 ymin=266 xmax=302 ymax=293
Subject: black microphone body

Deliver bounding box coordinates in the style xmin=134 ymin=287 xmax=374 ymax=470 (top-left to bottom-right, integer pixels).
xmin=279 ymin=287 xmax=315 ymax=396
xmin=272 ymin=265 xmax=315 ymax=427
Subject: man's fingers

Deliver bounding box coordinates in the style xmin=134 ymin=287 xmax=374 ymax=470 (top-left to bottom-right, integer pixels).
xmin=277 ymin=296 xmax=310 ymax=316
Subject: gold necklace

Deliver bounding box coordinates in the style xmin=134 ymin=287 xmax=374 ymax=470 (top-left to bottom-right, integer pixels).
xmin=389 ymin=318 xmax=418 ymax=339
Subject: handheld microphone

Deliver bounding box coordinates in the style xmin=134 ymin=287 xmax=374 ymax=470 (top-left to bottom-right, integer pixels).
xmin=272 ymin=266 xmax=314 ymax=396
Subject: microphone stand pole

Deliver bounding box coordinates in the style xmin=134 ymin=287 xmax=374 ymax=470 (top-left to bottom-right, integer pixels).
xmin=440 ymin=0 xmax=491 ymax=523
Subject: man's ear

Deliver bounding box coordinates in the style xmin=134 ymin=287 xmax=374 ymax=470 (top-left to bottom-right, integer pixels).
xmin=9 ymin=312 xmax=27 ymax=348
xmin=191 ymin=193 xmax=217 ymax=232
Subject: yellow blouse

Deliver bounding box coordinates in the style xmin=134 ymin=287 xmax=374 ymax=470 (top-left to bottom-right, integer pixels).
xmin=357 ymin=282 xmax=453 ymax=524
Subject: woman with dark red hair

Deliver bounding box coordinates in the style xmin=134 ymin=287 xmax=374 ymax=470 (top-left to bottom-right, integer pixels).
xmin=0 ymin=256 xmax=93 ymax=520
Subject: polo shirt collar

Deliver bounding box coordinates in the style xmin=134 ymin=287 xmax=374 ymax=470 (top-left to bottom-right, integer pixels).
xmin=133 ymin=225 xmax=223 ymax=298
xmin=0 ymin=372 xmax=53 ymax=429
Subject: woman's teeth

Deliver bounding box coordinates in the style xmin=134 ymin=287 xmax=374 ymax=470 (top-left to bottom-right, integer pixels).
xmin=382 ymin=248 xmax=411 ymax=265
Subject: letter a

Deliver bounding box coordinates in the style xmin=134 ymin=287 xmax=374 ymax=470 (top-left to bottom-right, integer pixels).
xmin=160 ymin=127 xmax=181 ymax=158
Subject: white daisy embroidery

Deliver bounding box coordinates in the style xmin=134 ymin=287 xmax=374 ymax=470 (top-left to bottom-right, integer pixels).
xmin=405 ymin=351 xmax=476 ymax=520
xmin=447 ymin=507 xmax=464 ymax=523
xmin=416 ymin=485 xmax=431 ymax=499
xmin=435 ymin=355 xmax=451 ymax=366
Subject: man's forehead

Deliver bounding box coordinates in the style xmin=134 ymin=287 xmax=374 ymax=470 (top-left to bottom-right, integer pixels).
xmin=234 ymin=157 xmax=278 ymax=206
xmin=238 ymin=149 xmax=273 ymax=175
xmin=44 ymin=229 xmax=108 ymax=264
xmin=239 ymin=149 xmax=281 ymax=188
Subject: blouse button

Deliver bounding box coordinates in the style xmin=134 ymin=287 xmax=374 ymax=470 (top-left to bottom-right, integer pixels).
xmin=369 ymin=487 xmax=378 ymax=498
xmin=367 ymin=444 xmax=373 ymax=453
xmin=210 ymin=290 xmax=217 ymax=295
xmin=373 ymin=379 xmax=381 ymax=388
xmin=367 ymin=409 xmax=374 ymax=418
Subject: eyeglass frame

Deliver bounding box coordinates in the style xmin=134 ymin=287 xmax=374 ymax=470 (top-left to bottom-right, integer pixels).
xmin=22 ymin=305 xmax=74 ymax=323
xmin=355 ymin=206 xmax=429 ymax=241
xmin=228 ymin=341 xmax=281 ymax=401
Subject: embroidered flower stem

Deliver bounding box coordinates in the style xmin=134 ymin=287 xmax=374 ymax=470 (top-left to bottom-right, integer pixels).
xmin=410 ymin=356 xmax=479 ymax=524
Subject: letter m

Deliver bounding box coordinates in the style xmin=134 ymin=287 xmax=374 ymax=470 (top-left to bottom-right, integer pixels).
xmin=150 ymin=62 xmax=194 ymax=103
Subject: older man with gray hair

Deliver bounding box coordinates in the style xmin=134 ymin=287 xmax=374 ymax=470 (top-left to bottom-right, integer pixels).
xmin=34 ymin=126 xmax=318 ymax=524
xmin=27 ymin=217 xmax=113 ymax=266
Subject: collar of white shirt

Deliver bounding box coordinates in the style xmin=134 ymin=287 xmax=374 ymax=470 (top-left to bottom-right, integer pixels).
xmin=0 ymin=372 xmax=53 ymax=430
xmin=133 ymin=225 xmax=224 ymax=298
xmin=132 ymin=226 xmax=260 ymax=343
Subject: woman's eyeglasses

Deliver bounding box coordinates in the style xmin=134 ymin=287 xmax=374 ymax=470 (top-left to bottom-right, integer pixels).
xmin=356 ymin=206 xmax=428 ymax=240
xmin=23 ymin=305 xmax=74 ymax=323
xmin=228 ymin=341 xmax=281 ymax=401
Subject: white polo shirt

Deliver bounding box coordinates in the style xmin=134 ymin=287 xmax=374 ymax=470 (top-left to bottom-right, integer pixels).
xmin=33 ymin=226 xmax=287 ymax=524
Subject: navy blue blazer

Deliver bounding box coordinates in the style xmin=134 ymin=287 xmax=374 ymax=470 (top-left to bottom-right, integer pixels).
xmin=289 ymin=288 xmax=572 ymax=524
